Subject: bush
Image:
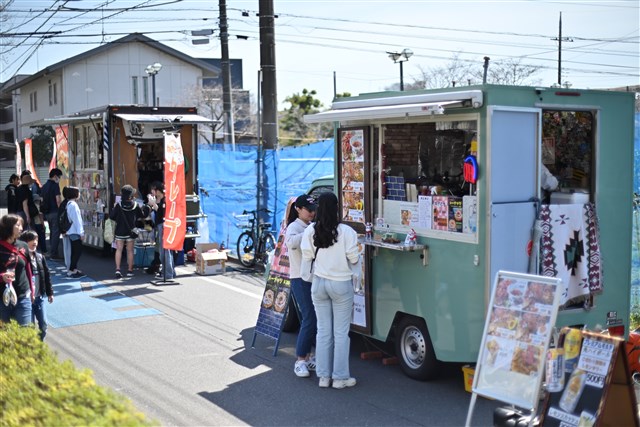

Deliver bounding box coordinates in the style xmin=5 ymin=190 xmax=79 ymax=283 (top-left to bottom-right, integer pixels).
xmin=0 ymin=321 xmax=155 ymax=427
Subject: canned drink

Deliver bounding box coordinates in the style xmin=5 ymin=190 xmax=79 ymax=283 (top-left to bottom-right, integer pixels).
xmin=559 ymin=369 xmax=587 ymax=413
xmin=545 ymin=348 xmax=565 ymax=392
xmin=563 ymin=328 xmax=583 ymax=373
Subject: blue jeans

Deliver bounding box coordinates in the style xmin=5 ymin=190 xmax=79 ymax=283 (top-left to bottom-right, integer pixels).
xmin=290 ymin=277 xmax=316 ymax=358
xmin=63 ymin=235 xmax=71 ymax=270
xmin=157 ymin=224 xmax=175 ymax=278
xmin=0 ymin=295 xmax=33 ymax=326
xmin=32 ymin=295 xmax=48 ymax=340
xmin=311 ymin=276 xmax=354 ymax=380
xmin=46 ymin=211 xmax=61 ymax=258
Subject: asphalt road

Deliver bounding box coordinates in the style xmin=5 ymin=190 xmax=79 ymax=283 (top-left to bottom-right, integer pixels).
xmin=44 ymin=247 xmax=502 ymax=426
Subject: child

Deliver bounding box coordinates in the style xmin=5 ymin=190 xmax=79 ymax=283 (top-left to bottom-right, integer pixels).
xmin=18 ymin=230 xmax=54 ymax=340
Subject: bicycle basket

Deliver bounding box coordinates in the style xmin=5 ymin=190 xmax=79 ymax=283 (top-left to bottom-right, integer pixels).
xmin=234 ymin=214 xmax=252 ymax=228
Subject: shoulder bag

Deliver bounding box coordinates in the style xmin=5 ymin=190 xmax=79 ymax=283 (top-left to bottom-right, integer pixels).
xmin=300 ymin=247 xmax=320 ymax=283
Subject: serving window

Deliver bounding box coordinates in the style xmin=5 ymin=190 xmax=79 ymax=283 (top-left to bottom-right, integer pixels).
xmin=367 ymin=118 xmax=479 ymax=241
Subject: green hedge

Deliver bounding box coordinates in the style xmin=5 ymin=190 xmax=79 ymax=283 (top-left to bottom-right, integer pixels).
xmin=0 ymin=321 xmax=155 ymax=426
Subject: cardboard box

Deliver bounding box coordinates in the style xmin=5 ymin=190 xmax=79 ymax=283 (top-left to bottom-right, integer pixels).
xmin=196 ymin=243 xmax=227 ymax=275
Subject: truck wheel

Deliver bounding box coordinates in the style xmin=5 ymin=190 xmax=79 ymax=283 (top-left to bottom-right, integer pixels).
xmin=395 ymin=316 xmax=439 ymax=380
xmin=281 ymin=301 xmax=300 ymax=332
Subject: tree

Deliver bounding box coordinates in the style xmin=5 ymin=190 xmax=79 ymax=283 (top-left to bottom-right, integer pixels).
xmin=27 ymin=126 xmax=55 ymax=165
xmin=410 ymin=53 xmax=542 ymax=89
xmin=279 ymin=89 xmax=332 ymax=146
xmin=183 ymin=84 xmax=257 ymax=145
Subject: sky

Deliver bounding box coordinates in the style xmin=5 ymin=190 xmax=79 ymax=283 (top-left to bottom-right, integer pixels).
xmin=1 ymin=0 xmax=638 ymax=109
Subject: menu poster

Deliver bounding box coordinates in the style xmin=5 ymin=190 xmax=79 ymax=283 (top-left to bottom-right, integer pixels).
xmin=463 ymin=196 xmax=477 ymax=234
xmin=397 ymin=202 xmax=420 ymax=228
xmin=432 ymin=196 xmax=449 ymax=231
xmin=448 ymin=197 xmax=463 ymax=232
xmin=418 ymin=195 xmax=433 ymax=229
xmin=472 ymin=271 xmax=562 ymax=409
xmin=540 ymin=329 xmax=638 ymax=427
xmin=340 ymin=128 xmax=365 ymax=225
xmin=254 ymin=199 xmax=294 ymax=345
xmin=351 ymin=238 xmax=367 ymax=328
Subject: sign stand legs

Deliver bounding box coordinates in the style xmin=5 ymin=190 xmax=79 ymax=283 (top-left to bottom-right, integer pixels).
xmin=465 ymin=392 xmax=478 ymax=427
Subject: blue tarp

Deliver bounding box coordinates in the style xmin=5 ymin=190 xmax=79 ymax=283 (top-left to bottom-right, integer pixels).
xmin=197 ymin=139 xmax=334 ymax=253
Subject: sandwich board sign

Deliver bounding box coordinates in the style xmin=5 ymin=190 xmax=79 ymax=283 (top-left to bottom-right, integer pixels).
xmin=465 ymin=271 xmax=562 ymax=426
xmin=539 ymin=328 xmax=639 ymax=427
xmin=251 ymin=198 xmax=295 ymax=356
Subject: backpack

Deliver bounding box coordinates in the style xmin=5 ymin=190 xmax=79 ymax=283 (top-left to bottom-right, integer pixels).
xmin=39 ymin=182 xmax=51 ymax=215
xmin=58 ymin=202 xmax=73 ymax=234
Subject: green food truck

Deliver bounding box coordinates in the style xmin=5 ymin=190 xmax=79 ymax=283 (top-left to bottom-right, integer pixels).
xmin=304 ymin=85 xmax=636 ymax=380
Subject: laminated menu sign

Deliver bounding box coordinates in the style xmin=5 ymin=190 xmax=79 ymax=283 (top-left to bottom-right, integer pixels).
xmin=340 ymin=128 xmax=365 ymax=224
xmin=539 ymin=328 xmax=638 ymax=427
xmin=472 ymin=271 xmax=562 ymax=409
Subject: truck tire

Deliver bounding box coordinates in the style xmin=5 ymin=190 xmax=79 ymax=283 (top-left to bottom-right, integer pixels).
xmin=281 ymin=299 xmax=300 ymax=332
xmin=395 ymin=316 xmax=439 ymax=380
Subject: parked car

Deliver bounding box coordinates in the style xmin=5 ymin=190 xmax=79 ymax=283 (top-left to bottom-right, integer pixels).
xmin=281 ymin=175 xmax=334 ymax=332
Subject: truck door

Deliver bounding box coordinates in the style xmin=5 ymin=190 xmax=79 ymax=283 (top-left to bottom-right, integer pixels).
xmin=488 ymin=107 xmax=541 ymax=285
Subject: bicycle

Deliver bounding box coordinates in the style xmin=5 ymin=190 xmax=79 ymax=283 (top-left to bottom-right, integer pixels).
xmin=235 ymin=208 xmax=276 ymax=268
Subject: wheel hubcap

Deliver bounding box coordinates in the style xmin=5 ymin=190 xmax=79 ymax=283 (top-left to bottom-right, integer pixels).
xmin=400 ymin=325 xmax=426 ymax=369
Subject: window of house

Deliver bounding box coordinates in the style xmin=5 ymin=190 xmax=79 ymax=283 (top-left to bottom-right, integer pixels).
xmin=49 ymin=80 xmax=53 ymax=106
xmin=142 ymin=76 xmax=149 ymax=105
xmin=132 ymin=76 xmax=138 ymax=104
xmin=53 ymin=83 xmax=57 ymax=105
xmin=29 ymin=91 xmax=37 ymax=112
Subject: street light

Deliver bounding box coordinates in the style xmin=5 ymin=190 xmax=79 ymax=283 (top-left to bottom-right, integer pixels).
xmin=145 ymin=62 xmax=162 ymax=106
xmin=387 ymin=48 xmax=413 ymax=91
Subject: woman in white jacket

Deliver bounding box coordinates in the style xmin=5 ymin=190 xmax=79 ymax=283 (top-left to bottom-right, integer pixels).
xmin=301 ymin=192 xmax=359 ymax=389
xmin=64 ymin=187 xmax=85 ymax=279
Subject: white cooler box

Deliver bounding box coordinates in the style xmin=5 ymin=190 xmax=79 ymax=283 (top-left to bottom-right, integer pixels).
xmin=550 ymin=191 xmax=590 ymax=205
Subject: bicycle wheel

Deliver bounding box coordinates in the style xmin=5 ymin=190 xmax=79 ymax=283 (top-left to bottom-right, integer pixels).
xmin=237 ymin=231 xmax=256 ymax=267
xmin=260 ymin=233 xmax=276 ymax=264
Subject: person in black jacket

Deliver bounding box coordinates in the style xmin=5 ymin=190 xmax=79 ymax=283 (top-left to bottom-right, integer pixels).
xmin=0 ymin=214 xmax=33 ymax=326
xmin=109 ymin=185 xmax=151 ymax=279
xmin=18 ymin=230 xmax=53 ymax=340
xmin=5 ymin=174 xmax=20 ymax=214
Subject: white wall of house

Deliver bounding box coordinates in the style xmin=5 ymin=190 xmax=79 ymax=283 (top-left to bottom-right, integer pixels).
xmin=62 ymin=42 xmax=204 ymax=112
xmin=18 ymin=41 xmax=206 ymax=128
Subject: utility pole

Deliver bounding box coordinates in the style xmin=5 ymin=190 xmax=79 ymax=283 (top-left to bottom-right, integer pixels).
xmin=259 ymin=0 xmax=277 ymax=151
xmin=259 ymin=0 xmax=277 ymax=220
xmin=552 ymin=12 xmax=573 ymax=85
xmin=219 ymin=0 xmax=235 ymax=147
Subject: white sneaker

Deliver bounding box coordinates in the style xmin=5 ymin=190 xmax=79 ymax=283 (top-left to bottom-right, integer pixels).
xmin=318 ymin=377 xmax=331 ymax=388
xmin=294 ymin=360 xmax=310 ymax=378
xmin=306 ymin=356 xmax=316 ymax=372
xmin=332 ymin=377 xmax=356 ymax=389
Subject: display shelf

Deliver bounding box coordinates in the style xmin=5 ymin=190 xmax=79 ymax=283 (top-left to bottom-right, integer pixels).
xmin=359 ymin=237 xmax=429 ymax=266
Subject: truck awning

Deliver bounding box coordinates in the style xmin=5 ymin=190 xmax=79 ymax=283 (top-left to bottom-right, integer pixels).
xmin=34 ymin=113 xmax=103 ymax=126
xmin=304 ymin=89 xmax=483 ymax=123
xmin=114 ymin=113 xmax=219 ymax=124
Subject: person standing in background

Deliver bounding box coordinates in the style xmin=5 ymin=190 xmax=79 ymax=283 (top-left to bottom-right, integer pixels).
xmin=64 ymin=186 xmax=85 ymax=279
xmin=18 ymin=230 xmax=53 ymax=340
xmin=40 ymin=169 xmax=63 ymax=259
xmin=110 ymin=185 xmax=150 ymax=279
xmin=15 ymin=170 xmax=37 ymax=230
xmin=5 ymin=174 xmax=20 ymax=214
xmin=0 ymin=214 xmax=33 ymax=326
xmin=146 ymin=182 xmax=174 ymax=279
xmin=145 ymin=182 xmax=162 ymax=276
xmin=301 ymin=192 xmax=360 ymax=389
xmin=285 ymin=194 xmax=317 ymax=378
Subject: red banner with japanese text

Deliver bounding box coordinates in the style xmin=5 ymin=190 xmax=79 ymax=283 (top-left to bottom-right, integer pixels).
xmin=163 ymin=133 xmax=186 ymax=251
xmin=24 ymin=138 xmax=41 ymax=186
xmin=55 ymin=125 xmax=70 ymax=188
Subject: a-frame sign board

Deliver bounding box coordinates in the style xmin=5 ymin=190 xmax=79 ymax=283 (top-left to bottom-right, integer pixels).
xmin=251 ymin=198 xmax=296 ymax=356
xmin=539 ymin=328 xmax=639 ymax=427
